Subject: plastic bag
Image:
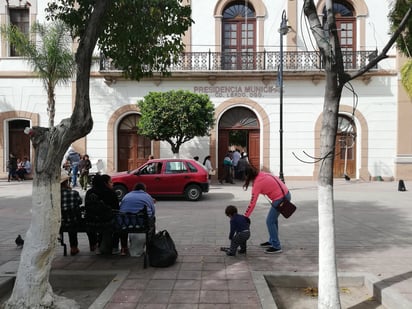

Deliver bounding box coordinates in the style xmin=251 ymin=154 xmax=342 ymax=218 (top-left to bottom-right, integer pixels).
xmin=148 ymin=230 xmax=178 ymax=267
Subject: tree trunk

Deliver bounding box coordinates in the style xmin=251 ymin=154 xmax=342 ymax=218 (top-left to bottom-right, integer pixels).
xmin=3 ymin=1 xmax=111 ymax=307
xmin=303 ymin=1 xmax=412 ymax=308
xmin=317 ymin=72 xmax=342 ymax=309
xmin=48 ymin=85 xmax=55 ymax=128
xmin=4 ymin=127 xmax=79 ymax=309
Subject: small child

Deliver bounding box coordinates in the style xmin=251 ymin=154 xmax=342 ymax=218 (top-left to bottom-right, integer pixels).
xmin=222 ymin=205 xmax=251 ymax=256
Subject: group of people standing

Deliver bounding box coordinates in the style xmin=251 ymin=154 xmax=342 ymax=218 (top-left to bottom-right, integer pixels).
xmin=218 ymin=149 xmax=249 ymax=184
xmin=7 ymin=153 xmax=32 ymax=182
xmin=61 ymin=170 xmax=156 ymax=257
xmin=63 ymin=149 xmax=92 ymax=190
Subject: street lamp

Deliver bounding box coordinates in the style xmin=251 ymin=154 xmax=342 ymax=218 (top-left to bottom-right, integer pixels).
xmin=278 ymin=10 xmax=290 ymax=183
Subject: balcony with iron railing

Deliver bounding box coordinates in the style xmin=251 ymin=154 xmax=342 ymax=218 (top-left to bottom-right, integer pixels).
xmin=100 ymin=50 xmax=378 ymax=73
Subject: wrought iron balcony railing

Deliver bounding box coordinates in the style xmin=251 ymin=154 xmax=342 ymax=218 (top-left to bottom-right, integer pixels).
xmin=100 ymin=50 xmax=378 ymax=73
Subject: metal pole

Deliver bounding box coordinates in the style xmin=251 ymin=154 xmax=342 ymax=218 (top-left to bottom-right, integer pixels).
xmin=279 ymin=10 xmax=287 ymax=183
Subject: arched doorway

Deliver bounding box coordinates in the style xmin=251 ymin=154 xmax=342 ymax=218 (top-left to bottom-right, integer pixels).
xmin=8 ymin=119 xmax=31 ymax=161
xmin=333 ymin=115 xmax=356 ymax=178
xmin=218 ymin=107 xmax=260 ymax=178
xmin=117 ymin=114 xmax=151 ymax=171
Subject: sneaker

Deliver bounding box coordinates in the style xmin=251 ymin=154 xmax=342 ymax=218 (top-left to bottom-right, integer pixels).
xmin=120 ymin=248 xmax=129 ymax=256
xmin=226 ymin=251 xmax=236 ymax=256
xmin=238 ymin=249 xmax=247 ymax=254
xmin=112 ymin=248 xmax=120 ymax=255
xmin=265 ymin=247 xmax=282 ymax=254
xmin=220 ymin=247 xmax=230 ymax=252
xmin=260 ymin=241 xmax=272 ymax=248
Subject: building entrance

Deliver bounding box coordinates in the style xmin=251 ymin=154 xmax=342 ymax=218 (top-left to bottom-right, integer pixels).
xmin=117 ymin=114 xmax=151 ymax=171
xmin=218 ymin=107 xmax=260 ymax=179
xmin=8 ymin=119 xmax=31 ymax=162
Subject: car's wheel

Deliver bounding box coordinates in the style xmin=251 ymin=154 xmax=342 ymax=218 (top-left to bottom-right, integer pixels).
xmin=113 ymin=184 xmax=128 ymax=201
xmin=184 ymin=184 xmax=202 ymax=201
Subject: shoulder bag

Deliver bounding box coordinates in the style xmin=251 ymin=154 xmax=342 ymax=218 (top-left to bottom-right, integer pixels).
xmin=273 ymin=177 xmax=296 ymax=218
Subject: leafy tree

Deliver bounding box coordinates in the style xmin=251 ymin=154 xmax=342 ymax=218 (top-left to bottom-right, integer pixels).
xmin=0 ymin=21 xmax=75 ymax=127
xmin=138 ymin=90 xmax=215 ymax=155
xmin=2 ymin=1 xmax=192 ymax=308
xmin=46 ymin=0 xmax=193 ymax=80
xmin=389 ymin=0 xmax=412 ymax=96
xmin=303 ymin=1 xmax=412 ymax=308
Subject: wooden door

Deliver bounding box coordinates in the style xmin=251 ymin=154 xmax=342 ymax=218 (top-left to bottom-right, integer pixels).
xmin=117 ymin=114 xmax=151 ymax=172
xmin=333 ymin=116 xmax=356 ymax=178
xmin=336 ymin=18 xmax=356 ymax=69
xmin=8 ymin=120 xmax=30 ymax=161
xmin=118 ymin=132 xmax=138 ymax=172
xmin=218 ymin=131 xmax=230 ymax=179
xmin=248 ymin=130 xmax=260 ymax=168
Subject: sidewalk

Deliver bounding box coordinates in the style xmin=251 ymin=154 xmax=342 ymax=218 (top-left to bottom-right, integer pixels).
xmin=1 ymin=178 xmax=412 ymax=308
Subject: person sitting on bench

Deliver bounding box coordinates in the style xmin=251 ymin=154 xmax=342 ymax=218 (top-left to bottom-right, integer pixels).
xmin=118 ymin=183 xmax=156 ymax=256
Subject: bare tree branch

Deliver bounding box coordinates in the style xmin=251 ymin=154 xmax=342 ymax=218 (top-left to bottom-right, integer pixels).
xmin=350 ymin=4 xmax=412 ymax=81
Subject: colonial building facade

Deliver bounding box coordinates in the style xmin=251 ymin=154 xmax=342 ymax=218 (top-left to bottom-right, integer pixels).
xmin=1 ymin=0 xmax=411 ymax=181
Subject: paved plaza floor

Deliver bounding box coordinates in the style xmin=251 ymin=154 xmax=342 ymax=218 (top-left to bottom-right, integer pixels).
xmin=0 ymin=177 xmax=411 ymax=308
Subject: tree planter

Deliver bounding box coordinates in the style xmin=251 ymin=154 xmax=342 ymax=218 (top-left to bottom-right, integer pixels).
xmin=252 ymin=271 xmax=412 ymax=309
xmin=0 ymin=270 xmax=127 ymax=309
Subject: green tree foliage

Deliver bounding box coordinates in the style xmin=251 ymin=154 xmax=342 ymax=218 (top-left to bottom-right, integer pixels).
xmin=389 ymin=1 xmax=412 ymax=96
xmin=0 ymin=21 xmax=75 ymax=127
xmin=401 ymin=59 xmax=412 ymax=96
xmin=46 ymin=0 xmax=193 ymax=80
xmin=137 ymin=90 xmax=215 ymax=154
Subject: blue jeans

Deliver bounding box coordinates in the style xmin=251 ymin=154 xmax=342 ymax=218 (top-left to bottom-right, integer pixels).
xmin=267 ymin=191 xmax=291 ymax=249
xmin=71 ymin=163 xmax=79 ymax=186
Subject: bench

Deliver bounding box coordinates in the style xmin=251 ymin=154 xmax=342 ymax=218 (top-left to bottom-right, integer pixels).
xmin=59 ymin=206 xmax=155 ymax=268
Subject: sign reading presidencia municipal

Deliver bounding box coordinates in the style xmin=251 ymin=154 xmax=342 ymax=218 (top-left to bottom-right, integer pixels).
xmin=193 ymin=85 xmax=277 ymax=98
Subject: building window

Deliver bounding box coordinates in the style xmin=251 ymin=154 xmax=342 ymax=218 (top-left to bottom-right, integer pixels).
xmin=322 ymin=1 xmax=356 ymax=69
xmin=8 ymin=8 xmax=30 ymax=56
xmin=222 ymin=2 xmax=256 ymax=70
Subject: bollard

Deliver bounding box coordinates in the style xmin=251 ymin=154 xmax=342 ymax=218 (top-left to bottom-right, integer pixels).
xmin=398 ymin=179 xmax=407 ymax=191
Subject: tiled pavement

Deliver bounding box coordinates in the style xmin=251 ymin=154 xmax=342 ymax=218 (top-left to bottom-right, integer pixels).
xmin=1 ymin=178 xmax=412 ymax=308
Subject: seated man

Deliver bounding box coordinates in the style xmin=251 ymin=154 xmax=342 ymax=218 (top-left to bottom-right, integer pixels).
xmin=60 ymin=171 xmax=86 ymax=256
xmin=118 ymin=183 xmax=156 ymax=256
xmin=17 ymin=156 xmax=32 ymax=180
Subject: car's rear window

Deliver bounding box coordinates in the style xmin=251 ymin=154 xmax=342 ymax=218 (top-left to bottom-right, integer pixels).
xmin=165 ymin=161 xmax=188 ymax=174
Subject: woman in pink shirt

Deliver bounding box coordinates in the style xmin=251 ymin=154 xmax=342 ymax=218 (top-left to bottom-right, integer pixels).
xmin=243 ymin=165 xmax=291 ymax=254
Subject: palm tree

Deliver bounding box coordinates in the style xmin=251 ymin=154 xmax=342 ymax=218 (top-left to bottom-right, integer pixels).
xmin=1 ymin=20 xmax=75 ymax=127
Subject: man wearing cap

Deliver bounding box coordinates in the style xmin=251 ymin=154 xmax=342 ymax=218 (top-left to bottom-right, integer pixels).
xmin=60 ymin=170 xmax=84 ymax=256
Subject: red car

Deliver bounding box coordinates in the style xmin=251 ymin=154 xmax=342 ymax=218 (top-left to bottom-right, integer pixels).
xmin=111 ymin=158 xmax=209 ymax=201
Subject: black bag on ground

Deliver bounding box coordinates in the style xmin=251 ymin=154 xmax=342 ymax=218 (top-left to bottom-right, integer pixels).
xmin=148 ymin=230 xmax=178 ymax=267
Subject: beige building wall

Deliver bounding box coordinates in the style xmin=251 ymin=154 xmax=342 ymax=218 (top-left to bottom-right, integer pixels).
xmin=395 ymin=55 xmax=412 ymax=181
